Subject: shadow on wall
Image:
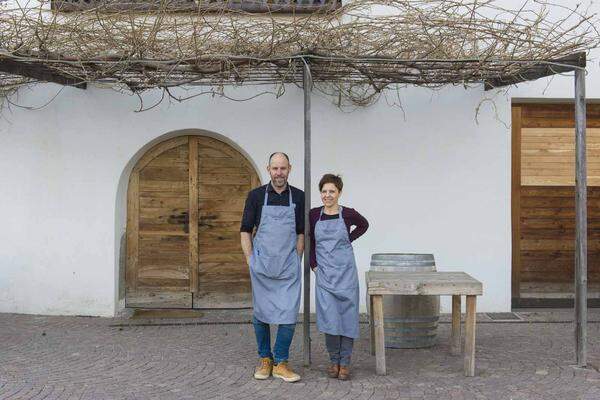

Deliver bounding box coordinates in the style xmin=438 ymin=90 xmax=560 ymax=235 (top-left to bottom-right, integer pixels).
xmin=112 ymin=128 xmax=262 ymax=316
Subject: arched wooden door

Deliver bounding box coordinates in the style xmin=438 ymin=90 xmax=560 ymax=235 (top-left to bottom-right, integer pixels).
xmin=126 ymin=135 xmax=260 ymax=308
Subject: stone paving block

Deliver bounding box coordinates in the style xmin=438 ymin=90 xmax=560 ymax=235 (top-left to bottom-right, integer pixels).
xmin=0 ymin=312 xmax=599 ymax=399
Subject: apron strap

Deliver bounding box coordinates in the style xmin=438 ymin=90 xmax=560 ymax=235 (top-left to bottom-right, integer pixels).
xmin=263 ymin=185 xmax=269 ymax=206
xmin=319 ymin=205 xmax=343 ymax=222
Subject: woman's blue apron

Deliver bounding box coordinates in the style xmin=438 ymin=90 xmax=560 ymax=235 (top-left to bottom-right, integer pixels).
xmin=315 ymin=206 xmax=360 ymax=338
xmin=249 ymin=186 xmax=301 ymax=324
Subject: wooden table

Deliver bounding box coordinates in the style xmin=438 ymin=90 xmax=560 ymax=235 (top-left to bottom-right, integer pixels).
xmin=366 ymin=271 xmax=483 ymax=377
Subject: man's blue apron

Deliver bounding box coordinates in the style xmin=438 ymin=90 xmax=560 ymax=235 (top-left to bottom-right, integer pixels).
xmin=249 ymin=186 xmax=301 ymax=324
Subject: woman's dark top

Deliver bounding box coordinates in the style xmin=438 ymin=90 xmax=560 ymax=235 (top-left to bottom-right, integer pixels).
xmin=309 ymin=206 xmax=369 ymax=269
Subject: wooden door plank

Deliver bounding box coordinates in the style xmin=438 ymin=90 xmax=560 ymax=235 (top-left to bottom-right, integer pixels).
xmin=189 ymin=136 xmax=199 ymax=294
xmin=126 ymin=291 xmax=192 ymax=308
xmin=126 ymin=171 xmax=140 ymax=291
xmin=134 ymin=136 xmax=189 ymax=173
xmin=516 ymin=103 xmax=600 ymax=129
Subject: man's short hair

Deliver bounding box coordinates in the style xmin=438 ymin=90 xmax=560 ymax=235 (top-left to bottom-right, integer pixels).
xmin=268 ymin=152 xmax=290 ymax=165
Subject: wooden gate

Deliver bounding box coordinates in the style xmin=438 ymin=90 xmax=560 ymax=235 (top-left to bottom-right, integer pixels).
xmin=125 ymin=135 xmax=260 ymax=308
xmin=512 ymin=103 xmax=600 ymax=307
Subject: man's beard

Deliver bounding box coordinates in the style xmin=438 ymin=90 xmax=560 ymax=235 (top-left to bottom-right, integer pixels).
xmin=272 ymin=177 xmax=287 ymax=188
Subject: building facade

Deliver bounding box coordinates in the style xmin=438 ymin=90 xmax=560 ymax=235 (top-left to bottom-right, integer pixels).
xmin=1 ymin=0 xmax=599 ymax=317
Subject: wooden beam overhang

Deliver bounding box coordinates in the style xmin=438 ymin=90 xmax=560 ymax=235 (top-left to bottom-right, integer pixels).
xmin=483 ymin=52 xmax=586 ymax=90
xmin=0 ymin=58 xmax=87 ymax=89
xmin=50 ymin=0 xmax=341 ymax=13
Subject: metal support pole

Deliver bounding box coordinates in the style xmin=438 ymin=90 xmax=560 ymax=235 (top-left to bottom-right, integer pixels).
xmin=574 ymin=68 xmax=587 ymax=368
xmin=302 ymin=60 xmax=312 ymax=367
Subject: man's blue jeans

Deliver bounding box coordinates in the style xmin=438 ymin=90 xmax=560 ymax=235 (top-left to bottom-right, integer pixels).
xmin=252 ymin=316 xmax=296 ymax=364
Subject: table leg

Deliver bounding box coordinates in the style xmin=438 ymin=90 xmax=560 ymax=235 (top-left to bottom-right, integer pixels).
xmin=372 ymin=294 xmax=386 ymax=375
xmin=464 ymin=295 xmax=477 ymax=377
xmin=369 ymin=294 xmax=375 ymax=356
xmin=451 ymin=295 xmax=461 ymax=355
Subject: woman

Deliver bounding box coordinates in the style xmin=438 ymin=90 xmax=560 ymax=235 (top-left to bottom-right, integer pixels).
xmin=310 ymin=174 xmax=369 ymax=380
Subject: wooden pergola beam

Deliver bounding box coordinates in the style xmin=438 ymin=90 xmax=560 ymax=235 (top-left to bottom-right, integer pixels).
xmin=483 ymin=52 xmax=586 ymax=90
xmin=51 ymin=0 xmax=341 ymax=13
xmin=0 ymin=58 xmax=87 ymax=89
xmin=1 ymin=53 xmax=589 ymax=92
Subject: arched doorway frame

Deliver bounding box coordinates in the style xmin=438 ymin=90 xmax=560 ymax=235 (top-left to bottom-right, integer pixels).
xmin=113 ymin=129 xmax=262 ymax=314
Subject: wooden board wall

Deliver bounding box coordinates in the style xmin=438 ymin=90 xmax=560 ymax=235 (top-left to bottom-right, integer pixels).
xmin=126 ymin=135 xmax=260 ymax=309
xmin=521 ymin=127 xmax=600 ymax=186
xmin=519 ymin=186 xmax=600 ymax=297
xmin=513 ymin=103 xmax=600 ymax=304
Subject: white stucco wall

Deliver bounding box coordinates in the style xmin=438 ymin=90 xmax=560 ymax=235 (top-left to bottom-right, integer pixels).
xmin=1 ymin=0 xmax=599 ymax=317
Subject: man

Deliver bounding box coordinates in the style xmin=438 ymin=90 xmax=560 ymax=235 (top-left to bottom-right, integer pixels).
xmin=240 ymin=152 xmax=304 ymax=383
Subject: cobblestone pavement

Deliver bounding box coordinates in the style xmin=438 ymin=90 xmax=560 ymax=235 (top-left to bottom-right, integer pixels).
xmin=1 ymin=310 xmax=600 ymax=400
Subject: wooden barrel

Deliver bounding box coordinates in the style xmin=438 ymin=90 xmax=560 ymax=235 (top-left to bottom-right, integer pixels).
xmin=370 ymin=253 xmax=440 ymax=349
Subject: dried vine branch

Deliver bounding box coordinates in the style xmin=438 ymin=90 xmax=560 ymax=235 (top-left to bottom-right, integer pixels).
xmin=0 ymin=0 xmax=598 ymax=107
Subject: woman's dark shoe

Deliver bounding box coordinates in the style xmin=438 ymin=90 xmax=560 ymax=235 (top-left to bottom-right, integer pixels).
xmin=338 ymin=366 xmax=350 ymax=380
xmin=327 ymin=364 xmax=339 ymax=378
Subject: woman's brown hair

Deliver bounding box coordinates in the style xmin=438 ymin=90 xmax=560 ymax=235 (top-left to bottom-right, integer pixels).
xmin=319 ymin=174 xmax=343 ymax=192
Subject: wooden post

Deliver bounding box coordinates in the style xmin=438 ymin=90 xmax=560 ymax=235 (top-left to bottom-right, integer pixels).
xmin=369 ymin=294 xmax=376 ymax=356
xmin=303 ymin=59 xmax=312 ymax=367
xmin=451 ymin=295 xmax=462 ymax=355
xmin=373 ymin=294 xmax=386 ymax=375
xmin=574 ymin=68 xmax=587 ymax=368
xmin=464 ymin=295 xmax=477 ymax=377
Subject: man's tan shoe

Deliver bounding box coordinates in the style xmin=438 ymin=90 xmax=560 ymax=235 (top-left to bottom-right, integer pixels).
xmin=338 ymin=366 xmax=350 ymax=381
xmin=327 ymin=364 xmax=339 ymax=378
xmin=272 ymin=362 xmax=301 ymax=382
xmin=254 ymin=357 xmax=273 ymax=380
